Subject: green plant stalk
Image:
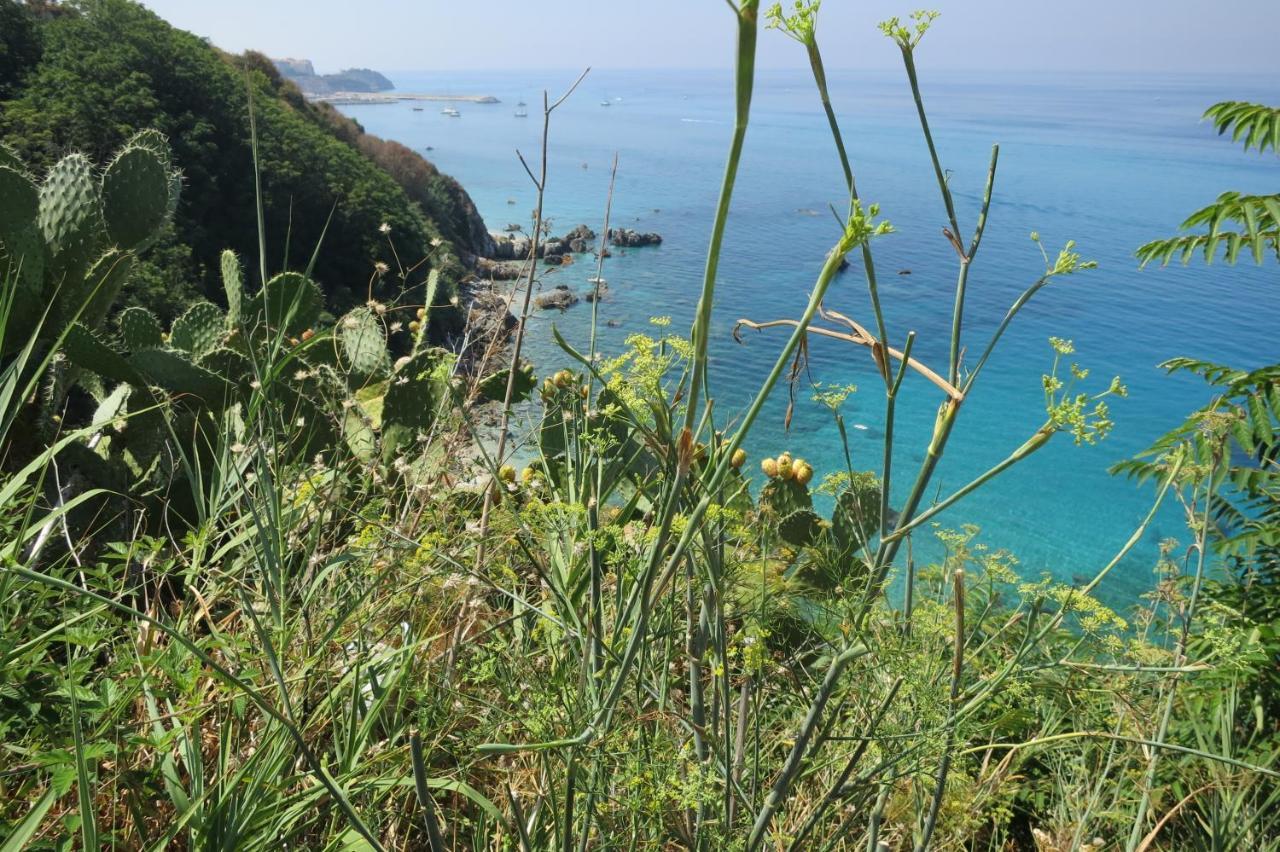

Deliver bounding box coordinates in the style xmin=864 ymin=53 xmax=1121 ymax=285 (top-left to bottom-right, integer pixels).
xmin=745 ymin=641 xmax=871 ymax=850
xmin=946 ymin=146 xmax=999 ymax=385
xmin=881 ymin=332 xmax=916 ymax=544
xmin=884 ymin=425 xmax=1053 ymax=543
xmin=915 ymin=568 xmax=966 ymax=851
xmin=788 ymin=677 xmax=905 ymax=850
xmin=685 ymin=0 xmax=758 ymax=433
xmin=804 ymin=37 xmax=890 ymax=354
xmin=901 ymin=48 xmax=960 ymax=239
xmin=1125 ymin=451 xmax=1218 ymax=851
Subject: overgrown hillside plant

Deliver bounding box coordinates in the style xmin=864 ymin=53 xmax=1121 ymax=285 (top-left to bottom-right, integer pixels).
xmin=1 ymin=4 xmax=1278 ymax=851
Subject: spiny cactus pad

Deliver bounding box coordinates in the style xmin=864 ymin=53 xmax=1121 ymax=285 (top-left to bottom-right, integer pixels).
xmin=0 ymin=164 xmax=38 ymax=237
xmin=383 ymin=348 xmax=454 ymax=435
xmin=246 ymin=272 xmax=322 ymax=335
xmin=81 ymin=249 xmax=135 ymax=329
xmin=38 ymin=153 xmax=104 ymax=283
xmin=118 ymin=306 xmax=164 ymax=351
xmin=130 ymin=348 xmax=234 ymax=406
xmin=221 ymin=250 xmax=243 ymax=327
xmin=477 ymin=362 xmax=536 ymax=403
xmin=0 ymin=142 xmax=25 ymax=174
xmin=170 ymin=301 xmax=227 ymax=359
xmin=102 ymin=145 xmax=172 ymax=251
xmin=63 ymin=323 xmax=142 ymax=386
xmin=338 ymin=307 xmax=389 ymax=379
xmin=200 ymin=344 xmax=251 ymax=376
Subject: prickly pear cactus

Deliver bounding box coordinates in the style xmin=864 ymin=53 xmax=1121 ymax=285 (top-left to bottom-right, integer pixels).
xmin=382 ymin=348 xmax=455 ymax=451
xmin=80 ymin=249 xmax=134 ymax=330
xmin=118 ymin=306 xmax=164 ymax=351
xmin=829 ymin=473 xmax=881 ymax=559
xmin=245 ymin=272 xmax=322 ymax=335
xmin=759 ymin=477 xmax=820 ymax=547
xmin=338 ymin=306 xmax=389 ymax=379
xmin=221 ymin=250 xmax=243 ymax=328
xmin=130 ymin=348 xmax=233 ymax=405
xmin=1 ymin=131 xmax=179 ymax=350
xmin=0 ymin=163 xmax=44 ymax=342
xmin=169 ymin=302 xmax=227 ymax=359
xmin=38 ymin=153 xmax=103 ymax=293
xmin=102 ymin=144 xmax=171 ymax=251
xmin=477 ymin=361 xmax=536 ymax=403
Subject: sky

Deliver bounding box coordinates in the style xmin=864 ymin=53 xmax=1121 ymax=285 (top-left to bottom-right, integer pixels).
xmin=139 ymin=1 xmax=1280 ymax=76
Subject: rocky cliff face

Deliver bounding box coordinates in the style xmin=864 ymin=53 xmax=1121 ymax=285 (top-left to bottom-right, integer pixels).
xmin=273 ymin=59 xmax=394 ymax=95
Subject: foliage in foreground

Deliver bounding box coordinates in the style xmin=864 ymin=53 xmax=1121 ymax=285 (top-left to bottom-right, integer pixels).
xmin=0 ymin=2 xmax=1277 ymax=851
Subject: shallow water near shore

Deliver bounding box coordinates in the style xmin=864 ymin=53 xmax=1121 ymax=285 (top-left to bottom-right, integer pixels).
xmin=342 ymin=68 xmax=1278 ymax=609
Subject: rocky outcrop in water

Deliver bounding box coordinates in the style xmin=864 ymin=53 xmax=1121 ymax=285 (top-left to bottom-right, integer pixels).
xmin=535 ymin=285 xmax=579 ymax=311
xmin=608 ymin=228 xmax=662 ymax=248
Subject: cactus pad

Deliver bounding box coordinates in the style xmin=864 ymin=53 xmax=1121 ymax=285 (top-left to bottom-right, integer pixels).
xmin=38 ymin=153 xmax=104 ymax=283
xmin=170 ymin=301 xmax=226 ymax=359
xmin=245 ymin=272 xmax=322 ymax=335
xmin=102 ymin=144 xmax=171 ymax=251
xmin=338 ymin=306 xmax=388 ymax=379
xmin=80 ymin=249 xmax=135 ymax=329
xmin=118 ymin=306 xmax=164 ymax=351
xmin=477 ymin=361 xmax=536 ymax=403
xmin=199 ymin=347 xmax=253 ymax=392
xmin=0 ymin=142 xmax=25 ymax=175
xmin=130 ymin=348 xmax=234 ymax=406
xmin=62 ymin=322 xmax=142 ymax=386
xmin=383 ymin=348 xmax=454 ymax=435
xmin=0 ymin=164 xmax=38 ymax=237
xmin=221 ymin=250 xmax=243 ymax=327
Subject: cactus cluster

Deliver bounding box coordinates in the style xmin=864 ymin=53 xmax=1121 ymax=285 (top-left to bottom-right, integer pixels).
xmin=0 ymin=132 xmax=181 ymax=351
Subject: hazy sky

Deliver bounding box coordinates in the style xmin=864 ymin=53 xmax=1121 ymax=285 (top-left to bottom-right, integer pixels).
xmin=139 ymin=1 xmax=1280 ymax=76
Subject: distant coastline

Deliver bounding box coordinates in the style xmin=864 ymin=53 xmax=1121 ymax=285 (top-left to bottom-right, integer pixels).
xmin=310 ymin=92 xmax=501 ymax=105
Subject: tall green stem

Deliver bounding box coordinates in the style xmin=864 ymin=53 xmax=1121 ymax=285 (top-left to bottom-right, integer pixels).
xmin=686 ymin=2 xmax=758 ymax=433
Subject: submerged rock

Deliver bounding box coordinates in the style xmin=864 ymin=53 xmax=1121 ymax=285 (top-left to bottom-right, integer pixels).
xmin=535 ymin=285 xmax=579 ymax=311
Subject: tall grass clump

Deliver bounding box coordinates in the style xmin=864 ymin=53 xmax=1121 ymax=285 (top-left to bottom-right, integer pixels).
xmin=1 ymin=4 xmax=1277 ymax=850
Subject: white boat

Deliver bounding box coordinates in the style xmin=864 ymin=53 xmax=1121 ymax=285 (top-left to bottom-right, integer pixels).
xmin=441 ymin=106 xmax=461 ymax=117
xmin=514 ymin=108 xmax=528 ymax=118
xmin=600 ymin=99 xmax=611 ymax=107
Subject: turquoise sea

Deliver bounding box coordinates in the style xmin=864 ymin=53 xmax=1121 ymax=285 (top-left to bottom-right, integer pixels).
xmin=341 ymin=68 xmax=1278 ymax=606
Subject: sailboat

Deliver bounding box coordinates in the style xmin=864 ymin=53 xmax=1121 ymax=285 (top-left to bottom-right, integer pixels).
xmin=441 ymin=106 xmax=461 ymax=117
xmin=514 ymin=106 xmax=528 ymax=118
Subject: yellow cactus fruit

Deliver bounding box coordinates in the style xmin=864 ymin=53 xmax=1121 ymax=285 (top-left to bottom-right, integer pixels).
xmin=521 ymin=466 xmax=536 ymax=484
xmin=794 ymin=462 xmax=814 ymax=486
xmin=761 ymin=457 xmax=779 ymax=478
xmin=409 ymin=320 xmax=421 ymax=333
xmin=499 ymin=464 xmax=517 ymax=484
xmin=775 ymin=455 xmax=793 ymax=479
xmin=416 ymin=307 xmax=426 ymax=320
xmin=730 ymin=448 xmax=747 ymax=469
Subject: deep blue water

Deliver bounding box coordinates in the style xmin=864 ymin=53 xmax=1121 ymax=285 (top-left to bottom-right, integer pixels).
xmin=341 ymin=68 xmax=1278 ymax=608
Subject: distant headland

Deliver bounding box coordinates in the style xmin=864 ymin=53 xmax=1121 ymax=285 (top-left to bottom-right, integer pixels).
xmin=272 ymin=57 xmax=499 ymax=105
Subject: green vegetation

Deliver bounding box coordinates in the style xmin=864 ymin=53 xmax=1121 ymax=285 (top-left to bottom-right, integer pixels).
xmin=0 ymin=0 xmax=486 ymax=326
xmin=0 ymin=1 xmax=1276 ymax=850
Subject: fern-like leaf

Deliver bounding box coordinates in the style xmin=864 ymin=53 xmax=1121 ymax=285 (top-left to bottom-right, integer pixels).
xmin=1203 ymin=101 xmax=1280 ymax=155
xmin=1136 ymin=192 xmax=1280 ymax=267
